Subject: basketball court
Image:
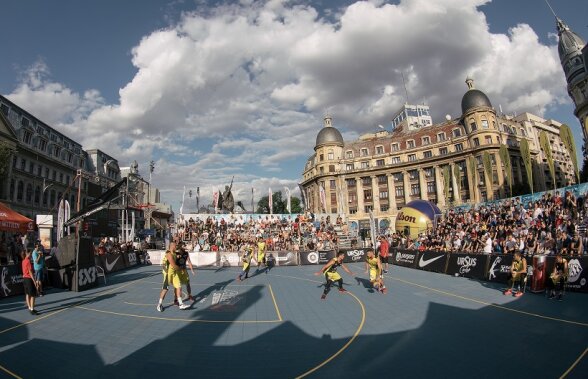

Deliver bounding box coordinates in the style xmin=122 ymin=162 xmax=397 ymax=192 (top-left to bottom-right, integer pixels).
xmin=0 ymin=262 xmax=586 ymax=378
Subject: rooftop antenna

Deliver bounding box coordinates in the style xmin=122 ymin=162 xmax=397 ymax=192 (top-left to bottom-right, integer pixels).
xmin=401 ymin=72 xmax=410 ymax=104
xmin=544 ymin=0 xmax=557 ymax=18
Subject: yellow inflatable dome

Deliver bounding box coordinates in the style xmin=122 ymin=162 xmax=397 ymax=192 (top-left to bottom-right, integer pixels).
xmin=395 ymin=200 xmax=442 ymax=238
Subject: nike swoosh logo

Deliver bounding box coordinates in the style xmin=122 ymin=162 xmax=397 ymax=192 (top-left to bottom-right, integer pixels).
xmin=418 ymin=254 xmax=444 ymax=267
xmin=105 ymin=256 xmax=120 ymax=272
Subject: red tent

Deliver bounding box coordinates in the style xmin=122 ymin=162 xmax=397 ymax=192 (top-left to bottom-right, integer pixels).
xmin=0 ymin=202 xmax=34 ymax=234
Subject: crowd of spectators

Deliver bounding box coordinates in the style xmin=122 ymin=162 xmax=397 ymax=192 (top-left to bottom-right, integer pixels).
xmin=0 ymin=232 xmax=30 ymax=265
xmin=395 ymin=190 xmax=587 ymax=256
xmin=177 ymin=213 xmax=345 ymax=252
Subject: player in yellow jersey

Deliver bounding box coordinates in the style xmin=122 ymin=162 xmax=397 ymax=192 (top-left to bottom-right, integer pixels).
xmin=365 ymin=250 xmax=386 ymax=294
xmin=156 ymin=242 xmax=179 ymax=312
xmin=315 ymin=251 xmax=354 ymax=300
xmin=256 ymin=237 xmax=267 ymax=271
xmin=238 ymin=242 xmax=254 ymax=281
xmin=166 ymin=241 xmax=192 ymax=310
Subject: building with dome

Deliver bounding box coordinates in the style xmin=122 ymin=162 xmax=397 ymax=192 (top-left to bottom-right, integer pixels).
xmin=300 ymin=78 xmax=577 ymax=234
xmin=554 ymin=16 xmax=588 ymax=153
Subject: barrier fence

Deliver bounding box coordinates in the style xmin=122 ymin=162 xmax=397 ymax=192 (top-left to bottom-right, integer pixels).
xmin=2 ymin=248 xmax=586 ymax=298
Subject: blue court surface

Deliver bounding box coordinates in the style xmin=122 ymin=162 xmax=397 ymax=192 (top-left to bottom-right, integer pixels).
xmin=0 ymin=263 xmax=586 ymax=378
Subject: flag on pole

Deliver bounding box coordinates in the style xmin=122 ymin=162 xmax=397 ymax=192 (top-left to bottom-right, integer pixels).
xmin=298 ymin=184 xmax=306 ymax=211
xmin=268 ymin=187 xmax=273 ymax=214
xmin=284 ymin=187 xmax=291 ymax=214
xmin=180 ymin=186 xmax=186 ymax=214
xmin=369 ymin=209 xmax=377 ymax=248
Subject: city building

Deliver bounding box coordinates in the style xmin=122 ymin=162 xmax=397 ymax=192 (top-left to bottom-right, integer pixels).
xmin=301 ymin=78 xmax=577 ymax=234
xmin=555 ymin=16 xmax=588 ymax=151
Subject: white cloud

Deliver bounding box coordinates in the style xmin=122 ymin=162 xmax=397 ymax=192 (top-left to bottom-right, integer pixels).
xmin=4 ymin=0 xmax=570 ymax=210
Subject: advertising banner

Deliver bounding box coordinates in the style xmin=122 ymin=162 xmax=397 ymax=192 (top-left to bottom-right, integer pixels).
xmin=318 ymin=250 xmax=336 ymax=264
xmin=341 ymin=248 xmax=368 ymax=264
xmin=218 ymin=252 xmax=241 ymax=267
xmin=124 ymin=251 xmax=138 ymax=267
xmin=274 ymin=251 xmax=298 ymax=266
xmin=392 ymin=249 xmax=418 ymax=268
xmin=564 ymin=256 xmax=588 ymax=293
xmin=73 ymin=232 xmax=99 ymax=292
xmin=487 ymin=254 xmax=514 ymax=283
xmin=447 ymin=254 xmax=489 ymax=279
xmin=299 ymin=251 xmax=320 ymax=265
xmin=191 ymin=252 xmax=219 ymax=267
xmin=415 ymin=251 xmax=448 ymax=273
xmin=145 ymin=250 xmax=165 ymax=265
xmin=0 ymin=264 xmax=24 ymax=298
xmin=102 ymin=253 xmax=126 ymax=274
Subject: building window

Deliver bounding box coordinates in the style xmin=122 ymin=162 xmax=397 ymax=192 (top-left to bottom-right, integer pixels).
xmin=330 ymin=193 xmax=337 ymax=204
xmin=37 ymin=165 xmax=42 ymax=176
xmin=391 ymin=156 xmax=401 ymax=164
xmin=485 ymin=136 xmax=492 ymax=145
xmin=328 ymin=150 xmax=334 ymax=160
xmin=319 ymin=167 xmax=324 ymax=173
xmin=364 ymin=205 xmax=373 ymax=213
xmin=42 ymin=189 xmax=48 ymax=206
xmin=422 ymin=136 xmax=430 ymax=145
xmin=349 ymin=208 xmax=357 ymax=215
xmin=437 ymin=132 xmax=446 ymax=142
xmin=410 ymin=183 xmax=420 ymax=195
xmin=470 ymin=121 xmax=477 ymax=132
xmin=361 ymin=161 xmax=369 ymax=169
xmin=28 ymin=162 xmax=34 ymax=173
xmin=424 ymin=167 xmax=434 ymax=178
xmin=427 ymin=181 xmax=436 ymax=193
xmin=455 ymin=143 xmax=463 ymax=152
xmin=20 ymin=159 xmax=26 ymax=171
xmin=408 ymin=170 xmax=418 ymax=180
xmin=23 ymin=130 xmax=33 ymax=144
xmin=26 ymin=184 xmax=33 ymax=203
xmin=380 ymin=204 xmax=389 ymax=212
xmin=453 ymin=128 xmax=462 ymax=138
xmin=59 ymin=173 xmax=64 ymax=183
xmin=439 ymin=147 xmax=448 ymax=155
xmin=361 ymin=148 xmax=369 ymax=157
xmin=391 ymin=143 xmax=399 ymax=152
xmin=473 ymin=138 xmax=480 ymax=147
xmin=377 ymin=175 xmax=387 ymax=184
xmin=423 ymin=150 xmax=432 ymax=159
xmin=481 ymin=120 xmax=489 ymax=129
xmin=395 ymin=186 xmax=404 ymax=197
xmin=349 ymin=193 xmax=357 ymax=202
xmin=376 ymin=146 xmax=384 ymax=155
xmin=346 ymin=151 xmax=354 ymax=159
xmin=376 ymin=159 xmax=385 ymax=167
xmin=329 ymin=165 xmax=335 ymax=173
xmin=364 ymin=190 xmax=373 ymax=201
xmin=408 ymin=154 xmax=416 ymax=162
xmin=393 ymin=173 xmax=403 ymax=182
xmin=379 ymin=191 xmax=388 ymax=199
xmin=330 ymin=180 xmax=336 ymax=189
xmin=346 ymin=163 xmax=354 ymax=171
xmin=17 ymin=181 xmax=24 ymax=201
xmin=0 ymin=104 xmax=8 ymax=116
xmin=21 ymin=118 xmax=29 ymax=127
xmin=346 ymin=178 xmax=356 ymax=187
xmin=53 ymin=146 xmax=61 ymax=158
xmin=407 ymin=140 xmax=415 ymax=149
xmin=319 ymin=154 xmax=324 ymax=161
xmin=362 ymin=177 xmax=372 ymax=186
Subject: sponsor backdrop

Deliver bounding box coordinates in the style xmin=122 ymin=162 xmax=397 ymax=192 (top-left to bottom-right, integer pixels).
xmin=415 ymin=250 xmax=448 ymax=273
xmin=318 ymin=250 xmax=337 ymax=264
xmin=299 ymin=251 xmax=320 ymax=265
xmin=486 ymin=254 xmax=514 ymax=284
xmin=392 ymin=249 xmax=418 ymax=268
xmin=73 ymin=232 xmax=99 ymax=292
xmin=446 ymin=254 xmax=489 ymax=280
xmin=0 ymin=264 xmax=24 ymax=298
xmin=341 ymin=248 xmax=368 ymax=264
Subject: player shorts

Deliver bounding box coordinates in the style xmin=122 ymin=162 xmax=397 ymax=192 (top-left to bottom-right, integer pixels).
xmin=325 ymin=271 xmax=341 ymax=282
xmin=379 ymin=255 xmax=389 ymax=264
xmin=369 ymin=269 xmax=378 ymax=282
xmin=168 ymin=269 xmax=189 ymax=289
xmin=161 ymin=272 xmax=170 ymax=290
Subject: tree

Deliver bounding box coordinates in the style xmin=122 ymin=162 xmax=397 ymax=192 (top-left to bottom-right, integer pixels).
xmin=256 ymin=191 xmax=303 ymax=214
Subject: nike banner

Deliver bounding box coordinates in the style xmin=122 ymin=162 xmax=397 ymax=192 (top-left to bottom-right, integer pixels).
xmin=415 ymin=251 xmax=448 ymax=273
xmin=101 ymin=254 xmax=126 ymax=273
xmin=299 ymin=251 xmax=320 ymax=265
xmin=392 ymin=249 xmax=418 ymax=268
xmin=446 ymin=254 xmax=489 ymax=280
xmin=486 ymin=254 xmax=514 ymax=283
xmin=340 ymin=248 xmax=369 ymax=264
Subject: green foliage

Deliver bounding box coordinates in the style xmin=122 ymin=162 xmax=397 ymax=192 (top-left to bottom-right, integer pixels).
xmin=256 ymin=191 xmax=302 ymax=214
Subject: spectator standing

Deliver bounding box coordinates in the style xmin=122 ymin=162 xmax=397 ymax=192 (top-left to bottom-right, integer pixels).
xmin=21 ymin=249 xmax=38 ymax=315
xmin=32 ymin=243 xmax=45 ymax=296
xmin=378 ymin=235 xmax=390 ymax=273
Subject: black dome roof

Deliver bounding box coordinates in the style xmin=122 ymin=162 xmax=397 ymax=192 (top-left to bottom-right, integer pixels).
xmin=461 ymin=89 xmax=492 ymax=114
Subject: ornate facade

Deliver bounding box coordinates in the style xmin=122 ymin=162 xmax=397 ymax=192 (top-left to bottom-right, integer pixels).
xmin=301 ymin=79 xmax=577 ymax=229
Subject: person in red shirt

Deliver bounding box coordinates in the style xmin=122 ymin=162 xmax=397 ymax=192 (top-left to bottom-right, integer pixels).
xmin=21 ymin=249 xmax=38 ymax=315
xmin=378 ymin=235 xmax=390 ymax=273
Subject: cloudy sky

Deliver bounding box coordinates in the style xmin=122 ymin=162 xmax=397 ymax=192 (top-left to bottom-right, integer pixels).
xmin=1 ymin=0 xmax=587 ymax=212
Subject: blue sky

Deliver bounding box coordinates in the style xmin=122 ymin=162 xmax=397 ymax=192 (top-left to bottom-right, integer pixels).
xmin=1 ymin=0 xmax=587 ymax=212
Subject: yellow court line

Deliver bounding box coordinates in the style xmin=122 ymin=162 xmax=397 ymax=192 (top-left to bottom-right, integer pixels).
xmin=295 ymin=290 xmax=366 ymax=379
xmin=0 ymin=275 xmax=153 ymax=336
xmin=0 ymin=363 xmax=23 ymax=379
xmin=75 ymin=306 xmax=281 ymax=323
xmin=388 ymin=276 xmax=588 ymax=327
xmin=268 ymin=284 xmax=283 ymax=322
xmin=560 ymin=347 xmax=588 ymax=379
